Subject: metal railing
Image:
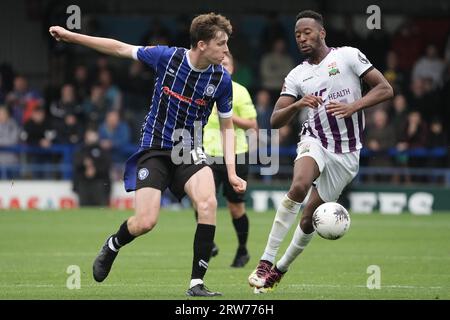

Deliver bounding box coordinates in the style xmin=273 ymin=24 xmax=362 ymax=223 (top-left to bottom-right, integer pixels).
xmin=1 ymin=144 xmax=448 ymax=184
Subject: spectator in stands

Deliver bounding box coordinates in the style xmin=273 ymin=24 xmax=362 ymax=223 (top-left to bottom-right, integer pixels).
xmin=383 ymin=51 xmax=406 ymax=93
xmin=22 ymin=106 xmax=55 ymax=148
xmin=73 ymin=128 xmax=111 ymax=207
xmin=98 ymin=68 xmax=122 ymax=111
xmin=5 ymin=75 xmax=43 ymax=125
xmin=365 ymin=109 xmax=396 ymax=181
xmin=408 ymin=77 xmax=442 ymax=122
xmin=98 ymin=110 xmax=131 ymax=163
xmin=255 ymin=89 xmax=273 ymax=131
xmin=412 ymin=44 xmax=446 ymax=89
xmin=427 ymin=118 xmax=447 ymax=168
xmin=260 ymin=38 xmax=295 ymax=100
xmin=93 ymin=56 xmax=110 ymax=74
xmin=122 ymin=60 xmax=154 ymax=142
xmin=254 ymin=89 xmax=273 ymax=166
xmin=54 ymin=113 xmax=83 ymax=145
xmin=72 ymin=65 xmax=91 ymax=102
xmin=390 ymin=94 xmax=409 ymax=139
xmin=49 ymin=83 xmax=83 ymax=121
xmin=0 ymin=106 xmax=19 ymax=179
xmin=397 ymin=111 xmax=428 ymax=150
xmin=83 ymin=84 xmax=110 ymax=125
xmin=22 ymin=106 xmax=55 ymax=178
xmin=396 ymin=111 xmax=429 ymax=182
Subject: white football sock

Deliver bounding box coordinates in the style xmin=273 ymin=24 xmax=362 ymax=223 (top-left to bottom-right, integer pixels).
xmin=260 ymin=195 xmax=302 ymax=263
xmin=190 ymin=278 xmax=204 ymax=288
xmin=276 ymin=224 xmax=315 ymax=272
xmin=108 ymin=237 xmax=119 ymax=252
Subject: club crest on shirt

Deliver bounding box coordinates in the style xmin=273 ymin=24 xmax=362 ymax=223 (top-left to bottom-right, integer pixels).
xmin=328 ymin=62 xmax=340 ymax=76
xmin=138 ymin=168 xmax=149 ymax=180
xmin=205 ymin=84 xmax=216 ymax=97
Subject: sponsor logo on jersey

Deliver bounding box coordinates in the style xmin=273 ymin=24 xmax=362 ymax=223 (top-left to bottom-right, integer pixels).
xmin=328 ymin=62 xmax=340 ymax=76
xmin=162 ymin=86 xmax=207 ymax=106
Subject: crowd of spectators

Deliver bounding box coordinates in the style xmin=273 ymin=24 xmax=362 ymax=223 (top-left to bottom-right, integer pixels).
xmin=0 ymin=15 xmax=449 ymax=184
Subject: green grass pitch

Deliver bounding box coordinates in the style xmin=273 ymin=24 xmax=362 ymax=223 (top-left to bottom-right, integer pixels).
xmin=0 ymin=209 xmax=449 ymax=300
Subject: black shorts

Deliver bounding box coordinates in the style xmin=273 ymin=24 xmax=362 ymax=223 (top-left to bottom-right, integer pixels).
xmin=208 ymin=153 xmax=249 ymax=203
xmin=135 ymin=149 xmax=208 ymax=201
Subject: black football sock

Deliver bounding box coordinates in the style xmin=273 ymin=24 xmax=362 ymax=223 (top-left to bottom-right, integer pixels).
xmin=109 ymin=220 xmax=135 ymax=251
xmin=195 ymin=211 xmax=218 ymax=250
xmin=232 ymin=214 xmax=249 ymax=255
xmin=191 ymin=224 xmax=215 ymax=280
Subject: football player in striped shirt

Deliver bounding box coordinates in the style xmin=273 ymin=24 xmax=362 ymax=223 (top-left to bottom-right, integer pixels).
xmin=50 ymin=13 xmax=246 ymax=297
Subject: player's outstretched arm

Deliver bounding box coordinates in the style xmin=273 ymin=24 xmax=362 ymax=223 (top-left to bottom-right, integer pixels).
xmin=49 ymin=26 xmax=135 ymax=59
xmin=219 ymin=116 xmax=247 ymax=194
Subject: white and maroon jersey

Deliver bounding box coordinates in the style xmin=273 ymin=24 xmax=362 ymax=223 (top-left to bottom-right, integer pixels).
xmin=281 ymin=46 xmax=373 ymax=153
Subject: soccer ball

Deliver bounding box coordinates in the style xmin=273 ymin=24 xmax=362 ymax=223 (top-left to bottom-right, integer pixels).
xmin=312 ymin=202 xmax=351 ymax=240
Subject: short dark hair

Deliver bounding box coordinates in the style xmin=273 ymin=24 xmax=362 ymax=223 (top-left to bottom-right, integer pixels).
xmin=296 ymin=10 xmax=324 ymax=27
xmin=190 ymin=13 xmax=232 ymax=48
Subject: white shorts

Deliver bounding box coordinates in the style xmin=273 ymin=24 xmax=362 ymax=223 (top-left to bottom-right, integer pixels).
xmin=295 ymin=137 xmax=360 ymax=202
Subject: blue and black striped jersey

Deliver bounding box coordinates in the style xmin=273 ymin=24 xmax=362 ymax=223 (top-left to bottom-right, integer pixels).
xmin=132 ymin=45 xmax=233 ymax=149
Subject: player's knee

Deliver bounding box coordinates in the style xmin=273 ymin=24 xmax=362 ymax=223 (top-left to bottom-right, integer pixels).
xmin=228 ymin=202 xmax=245 ymax=219
xmin=136 ymin=216 xmax=158 ymax=234
xmin=300 ymin=216 xmax=314 ymax=234
xmin=288 ymin=181 xmax=310 ymax=202
xmin=196 ymin=196 xmax=217 ymax=216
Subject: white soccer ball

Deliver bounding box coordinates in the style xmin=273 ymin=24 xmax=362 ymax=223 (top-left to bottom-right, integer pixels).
xmin=312 ymin=202 xmax=351 ymax=240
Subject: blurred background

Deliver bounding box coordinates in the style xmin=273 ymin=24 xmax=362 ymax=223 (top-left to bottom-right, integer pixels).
xmin=0 ymin=0 xmax=449 ymax=213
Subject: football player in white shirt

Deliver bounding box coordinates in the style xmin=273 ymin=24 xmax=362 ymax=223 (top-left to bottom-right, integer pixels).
xmin=248 ymin=10 xmax=393 ymax=293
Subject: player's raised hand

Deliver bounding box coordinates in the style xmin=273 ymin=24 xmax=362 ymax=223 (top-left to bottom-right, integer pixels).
xmin=326 ymin=100 xmax=358 ymax=119
xmin=229 ymin=175 xmax=247 ymax=194
xmin=295 ymin=95 xmax=323 ymax=109
xmin=49 ymin=26 xmax=72 ymax=42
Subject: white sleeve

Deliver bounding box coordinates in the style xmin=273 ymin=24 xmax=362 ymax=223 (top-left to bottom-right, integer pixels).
xmin=344 ymin=47 xmax=373 ymax=77
xmin=131 ymin=46 xmax=142 ymax=61
xmin=280 ymin=68 xmax=303 ymax=98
